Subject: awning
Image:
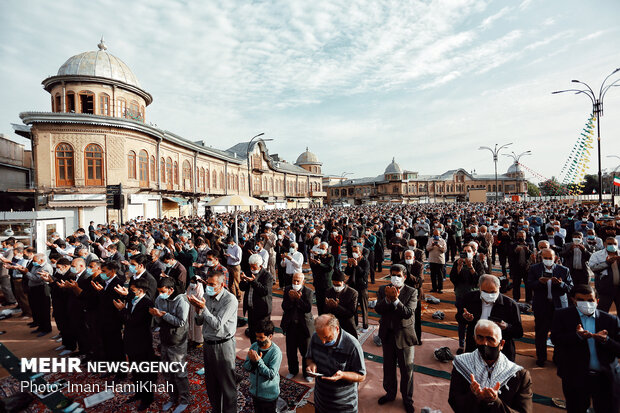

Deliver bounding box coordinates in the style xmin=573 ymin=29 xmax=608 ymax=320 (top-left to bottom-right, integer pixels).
xmin=163 ymin=197 xmax=189 ymax=205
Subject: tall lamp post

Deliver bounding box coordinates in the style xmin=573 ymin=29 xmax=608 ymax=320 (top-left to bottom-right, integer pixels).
xmin=608 ymin=155 xmax=620 ymax=205
xmin=503 ymin=150 xmax=531 ymax=197
xmin=552 ymin=67 xmax=620 ymax=203
xmin=479 ymin=143 xmax=513 ymax=204
xmin=246 ymin=133 xmax=272 ymax=196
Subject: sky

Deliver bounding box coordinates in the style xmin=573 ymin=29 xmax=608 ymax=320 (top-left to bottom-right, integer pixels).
xmin=1 ymin=0 xmax=620 ymax=184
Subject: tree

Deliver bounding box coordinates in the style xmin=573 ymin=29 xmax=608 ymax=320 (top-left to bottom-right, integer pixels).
xmin=527 ymin=181 xmax=540 ymax=197
xmin=539 ymin=177 xmax=569 ymax=196
xmin=579 ymin=174 xmax=599 ymax=195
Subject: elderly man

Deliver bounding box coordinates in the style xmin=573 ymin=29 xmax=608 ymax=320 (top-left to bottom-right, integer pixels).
xmin=589 ymin=237 xmax=620 ymax=313
xmin=426 ymin=229 xmax=447 ymax=293
xmin=456 ymin=274 xmax=523 ymax=361
xmin=280 ymin=242 xmax=304 ymax=288
xmin=188 ymin=271 xmax=238 ymax=413
xmin=375 ymin=264 xmax=418 ymax=413
xmin=240 ymin=254 xmax=273 ymax=343
xmin=561 ymin=231 xmax=592 ymax=287
xmin=527 ymin=248 xmax=573 ymax=367
xmin=449 ymin=319 xmax=533 ymax=413
xmin=325 ymin=269 xmax=358 ymax=338
xmin=309 ymin=241 xmax=334 ymax=315
xmin=306 ymin=314 xmax=366 ymax=413
xmin=281 ymin=272 xmax=315 ymax=382
xmin=551 ymin=284 xmax=620 ymax=413
xmin=345 ymin=243 xmax=370 ymax=332
xmin=24 ymin=253 xmax=54 ymax=336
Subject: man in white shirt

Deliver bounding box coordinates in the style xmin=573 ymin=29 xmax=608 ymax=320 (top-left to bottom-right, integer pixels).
xmin=280 ymin=242 xmax=303 ymax=287
xmin=589 ymin=237 xmax=620 ymax=313
xmin=224 ymin=237 xmax=242 ymax=300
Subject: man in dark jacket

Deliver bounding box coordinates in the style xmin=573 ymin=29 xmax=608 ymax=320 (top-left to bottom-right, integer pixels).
xmin=456 ymin=274 xmax=523 ymax=361
xmin=281 ymin=272 xmax=314 ymax=382
xmin=324 ymin=269 xmax=358 ymax=338
xmin=240 ymin=254 xmax=273 ymax=343
xmin=551 ymin=284 xmax=620 ymax=413
xmin=509 ymin=231 xmax=533 ymax=303
xmin=401 ymin=249 xmax=424 ymax=344
xmin=345 ymin=244 xmax=370 ymax=332
xmin=162 ymin=252 xmax=188 ymax=294
xmin=560 ymin=231 xmax=591 ymax=287
xmin=375 ymin=264 xmax=418 ymax=413
xmin=309 ymin=242 xmax=334 ymax=315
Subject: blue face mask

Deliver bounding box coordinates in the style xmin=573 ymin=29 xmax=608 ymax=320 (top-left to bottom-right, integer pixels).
xmin=127 ymin=252 xmax=133 ymax=257
xmin=85 ymin=268 xmax=93 ymax=276
xmin=205 ymin=286 xmax=216 ymax=296
xmin=324 ymin=337 xmax=337 ymax=347
xmin=159 ymin=292 xmax=170 ymax=300
xmin=99 ymin=273 xmax=109 ymax=281
xmin=132 ymin=295 xmax=141 ymax=304
xmin=128 ymin=265 xmax=137 ymax=274
xmin=607 ymin=244 xmax=619 ymax=253
xmin=33 ymin=261 xmax=41 ymax=267
xmin=70 ymin=267 xmax=78 ymax=273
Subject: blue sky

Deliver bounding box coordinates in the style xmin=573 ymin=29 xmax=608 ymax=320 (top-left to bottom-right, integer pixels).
xmin=1 ymin=0 xmax=619 ymax=184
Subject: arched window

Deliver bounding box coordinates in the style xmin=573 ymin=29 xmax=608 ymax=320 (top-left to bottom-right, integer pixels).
xmin=55 ymin=143 xmax=74 ymax=186
xmin=128 ymin=100 xmax=140 ymax=121
xmin=150 ymin=156 xmax=156 ymax=182
xmin=84 ymin=143 xmax=104 ymax=186
xmin=66 ymin=91 xmax=76 ymax=112
xmin=219 ymin=172 xmax=224 ymax=189
xmin=54 ymin=94 xmax=61 ymax=112
xmin=127 ymin=151 xmax=136 ymax=179
xmin=212 ymin=170 xmax=217 ymax=189
xmin=99 ymin=93 xmax=110 ymax=116
xmin=182 ymin=160 xmax=192 ymax=190
xmin=138 ymin=150 xmax=149 ymax=186
xmin=160 ymin=157 xmax=166 ymax=183
xmin=166 ymin=157 xmax=173 ymax=189
xmin=118 ymin=98 xmax=126 ymax=117
xmin=206 ymin=168 xmax=210 ymax=189
xmin=200 ymin=167 xmax=205 ymax=191
xmin=78 ymin=90 xmax=95 ymax=114
xmin=174 ymin=161 xmax=179 ymax=185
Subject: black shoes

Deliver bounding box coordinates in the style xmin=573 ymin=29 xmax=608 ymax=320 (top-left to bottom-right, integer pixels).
xmin=378 ymin=395 xmax=395 ymax=405
xmin=535 ymin=360 xmax=545 ymax=367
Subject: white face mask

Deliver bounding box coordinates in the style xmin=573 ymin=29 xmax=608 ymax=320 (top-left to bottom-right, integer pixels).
xmin=289 ymin=248 xmax=296 ymax=254
xmin=467 ymin=252 xmax=474 ymax=259
xmin=278 ymin=235 xmax=283 ymax=240
xmin=292 ymin=284 xmax=302 ymax=291
xmin=250 ymin=269 xmax=260 ymax=275
xmin=405 ymin=259 xmax=414 ymax=265
xmin=391 ymin=276 xmax=404 ymax=288
xmin=480 ymin=291 xmax=499 ymax=303
xmin=576 ymin=301 xmax=597 ymax=316
xmin=543 ymin=259 xmax=555 ymax=267
xmin=352 ymin=252 xmax=360 ymax=259
xmin=333 ymin=285 xmax=345 ymax=293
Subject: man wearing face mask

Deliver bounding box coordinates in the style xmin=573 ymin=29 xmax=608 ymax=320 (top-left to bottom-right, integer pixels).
xmin=24 ymin=253 xmax=53 ymax=336
xmin=240 ymin=254 xmax=273 ymax=343
xmin=390 ymin=229 xmax=408 ymax=264
xmin=329 ymin=229 xmax=343 ymax=270
xmin=589 ymin=237 xmax=620 ymax=313
xmin=280 ymin=242 xmax=304 ymax=288
xmin=281 ymin=272 xmax=315 ymax=382
xmin=375 ymin=264 xmax=418 ymax=413
xmin=243 ymin=320 xmax=283 ymax=413
xmin=161 ymin=252 xmax=187 ymax=295
xmin=449 ymin=319 xmax=533 ymax=413
xmin=527 ymin=248 xmax=573 ymax=367
xmin=509 ymin=230 xmax=533 ymax=303
xmin=223 ymin=236 xmax=242 ymax=300
xmin=309 ymin=242 xmax=334 ymax=315
xmin=457 ymin=275 xmax=523 ymax=362
xmin=305 ymin=314 xmax=366 ymax=413
xmin=94 ymin=261 xmax=125 ymax=375
xmin=560 ymin=231 xmax=591 ymax=287
xmin=551 ymin=284 xmax=620 ymax=413
xmin=345 ymin=244 xmax=370 ymax=332
xmin=188 ymin=271 xmax=238 ymax=413
xmin=123 ymin=254 xmax=157 ymax=301
xmin=401 ymin=249 xmax=424 ymax=344
xmin=325 ymin=269 xmax=358 ymax=338
xmin=152 ymin=277 xmax=190 ymax=413
xmin=427 ymin=229 xmax=447 ymax=294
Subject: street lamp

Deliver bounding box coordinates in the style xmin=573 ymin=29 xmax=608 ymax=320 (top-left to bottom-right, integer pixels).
xmin=246 ymin=133 xmax=273 ymax=196
xmin=340 ymin=172 xmax=352 ymax=179
xmin=607 ymin=155 xmax=620 ymax=204
xmin=552 ymin=67 xmax=620 ymax=203
xmin=479 ymin=142 xmax=513 ymax=204
xmin=503 ymin=150 xmax=531 ymax=196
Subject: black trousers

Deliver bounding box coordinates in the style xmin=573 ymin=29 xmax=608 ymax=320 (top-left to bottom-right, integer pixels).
xmin=28 ymin=285 xmax=51 ymax=331
xmin=562 ymin=373 xmax=613 ymax=413
xmin=368 ymin=252 xmax=376 ymax=283
xmin=510 ymin=267 xmax=531 ymax=303
xmin=375 ymin=249 xmax=384 ymax=272
xmin=498 ymin=252 xmax=508 ymax=276
xmin=252 ymin=396 xmax=277 ymax=413
xmin=354 ymin=288 xmax=368 ymax=329
xmin=382 ymin=333 xmax=415 ymax=408
xmin=447 ymin=240 xmax=457 ymax=262
xmin=127 ymin=351 xmax=156 ymax=404
xmin=285 ymin=323 xmax=310 ymax=375
xmin=429 ymin=263 xmax=444 ymax=292
xmin=599 ymin=286 xmax=620 ymax=314
xmin=314 ymin=285 xmax=327 ymax=315
xmin=101 ymin=322 xmax=125 ymax=363
xmin=534 ymin=303 xmax=554 ymax=362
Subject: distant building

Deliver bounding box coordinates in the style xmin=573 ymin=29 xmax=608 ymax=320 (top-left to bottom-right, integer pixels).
xmin=10 ymin=39 xmax=325 ymax=229
xmin=326 ymin=158 xmax=527 ymax=205
xmin=0 ymin=134 xmax=34 ymax=210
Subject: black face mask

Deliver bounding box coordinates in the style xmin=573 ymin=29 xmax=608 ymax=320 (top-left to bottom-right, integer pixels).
xmin=477 ymin=343 xmax=501 ymax=362
xmin=257 ymin=339 xmax=269 ymax=348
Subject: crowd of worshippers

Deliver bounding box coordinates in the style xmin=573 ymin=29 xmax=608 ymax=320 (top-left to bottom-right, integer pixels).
xmin=0 ymin=201 xmax=619 ymax=413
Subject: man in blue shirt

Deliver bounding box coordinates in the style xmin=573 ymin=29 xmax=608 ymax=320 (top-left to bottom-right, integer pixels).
xmin=551 ymin=284 xmax=620 ymax=413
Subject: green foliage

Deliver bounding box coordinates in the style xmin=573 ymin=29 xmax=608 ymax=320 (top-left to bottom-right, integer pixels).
xmin=539 ymin=177 xmax=569 ymax=196
xmin=526 ymin=181 xmax=540 ymax=197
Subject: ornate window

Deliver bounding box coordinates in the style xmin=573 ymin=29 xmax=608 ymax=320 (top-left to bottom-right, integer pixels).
xmin=200 ymin=167 xmax=206 ymax=191
xmin=174 ymin=161 xmax=179 ymax=185
xmin=84 ymin=144 xmax=104 ymax=186
xmin=66 ymin=92 xmax=75 ymax=112
xmin=166 ymin=157 xmax=173 ymax=189
xmin=127 ymin=151 xmax=137 ymax=179
xmin=54 ymin=94 xmax=61 ymax=112
xmin=219 ymin=172 xmax=224 ymax=189
xmin=55 ymin=143 xmax=74 ymax=186
xmin=150 ymin=156 xmax=156 ymax=182
xmin=182 ymin=160 xmax=192 ymax=190
xmin=160 ymin=157 xmax=166 ymax=183
xmin=206 ymin=168 xmax=210 ymax=189
xmin=99 ymin=93 xmax=110 ymax=116
xmin=118 ymin=98 xmax=126 ymax=117
xmin=212 ymin=170 xmax=217 ymax=189
xmin=138 ymin=150 xmax=149 ymax=186
xmin=78 ymin=90 xmax=95 ymax=114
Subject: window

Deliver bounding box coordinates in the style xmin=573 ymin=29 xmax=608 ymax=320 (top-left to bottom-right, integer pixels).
xmin=127 ymin=151 xmax=136 ymax=179
xmin=99 ymin=93 xmax=110 ymax=116
xmin=206 ymin=168 xmax=210 ymax=188
xmin=84 ymin=144 xmax=104 ymax=186
xmin=174 ymin=161 xmax=179 ymax=185
xmin=220 ymin=172 xmax=224 ymax=189
xmin=182 ymin=160 xmax=192 ymax=190
xmin=66 ymin=92 xmax=75 ymax=112
xmin=212 ymin=170 xmax=217 ymax=189
xmin=118 ymin=98 xmax=126 ymax=117
xmin=200 ymin=168 xmax=205 ymax=191
xmin=150 ymin=156 xmax=156 ymax=182
xmin=138 ymin=150 xmax=149 ymax=186
xmin=166 ymin=157 xmax=173 ymax=188
xmin=54 ymin=94 xmax=61 ymax=112
xmin=128 ymin=100 xmax=141 ymax=121
xmin=55 ymin=143 xmax=74 ymax=186
xmin=78 ymin=91 xmax=95 ymax=114
xmin=160 ymin=157 xmax=166 ymax=183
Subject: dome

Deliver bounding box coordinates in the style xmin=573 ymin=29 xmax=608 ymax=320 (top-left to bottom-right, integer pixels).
xmin=384 ymin=157 xmax=402 ymax=175
xmin=56 ymin=38 xmax=142 ymax=88
xmin=507 ymin=162 xmax=522 ymax=174
xmin=295 ymin=147 xmax=321 ymax=165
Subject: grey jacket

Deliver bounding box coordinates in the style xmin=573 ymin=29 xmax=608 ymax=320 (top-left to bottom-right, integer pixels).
xmin=155 ymin=293 xmax=190 ymax=346
xmin=27 ymin=262 xmax=53 ymax=290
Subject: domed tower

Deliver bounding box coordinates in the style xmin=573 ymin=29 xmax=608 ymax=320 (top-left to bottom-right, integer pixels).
xmin=41 ymin=37 xmax=152 ymax=121
xmin=295 ymin=147 xmax=322 ymax=174
xmin=384 ymin=157 xmax=402 ymax=181
xmin=505 ymin=162 xmax=524 ymax=179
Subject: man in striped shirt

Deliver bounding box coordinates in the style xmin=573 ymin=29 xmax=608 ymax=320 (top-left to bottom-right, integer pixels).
xmin=305 ymin=314 xmax=366 ymax=413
